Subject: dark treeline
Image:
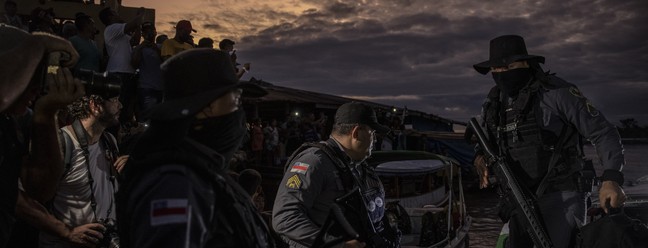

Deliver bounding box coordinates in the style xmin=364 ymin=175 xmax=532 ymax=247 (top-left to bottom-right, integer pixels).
xmin=617 ymin=118 xmax=648 ymax=138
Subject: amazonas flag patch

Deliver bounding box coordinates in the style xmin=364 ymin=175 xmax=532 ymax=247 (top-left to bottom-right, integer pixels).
xmin=290 ymin=162 xmax=310 ymax=174
xmin=151 ymin=199 xmax=189 ymax=226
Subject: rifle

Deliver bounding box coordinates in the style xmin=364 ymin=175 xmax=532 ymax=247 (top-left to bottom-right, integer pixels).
xmin=467 ymin=118 xmax=554 ymax=248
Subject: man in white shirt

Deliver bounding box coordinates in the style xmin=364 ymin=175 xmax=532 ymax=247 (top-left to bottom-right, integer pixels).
xmin=17 ymin=93 xmax=129 ymax=248
xmin=98 ymin=7 xmax=144 ymax=127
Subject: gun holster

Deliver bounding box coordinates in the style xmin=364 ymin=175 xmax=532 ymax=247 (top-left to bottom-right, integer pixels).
xmin=577 ymin=159 xmax=596 ymax=193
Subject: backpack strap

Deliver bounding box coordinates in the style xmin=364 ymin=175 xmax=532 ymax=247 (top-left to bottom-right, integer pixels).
xmin=57 ymin=128 xmax=75 ymax=176
xmin=315 ymin=141 xmax=357 ymax=190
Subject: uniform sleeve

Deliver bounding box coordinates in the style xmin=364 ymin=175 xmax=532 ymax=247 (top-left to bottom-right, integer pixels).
xmin=272 ymin=150 xmax=327 ymax=247
xmin=128 ymin=165 xmax=214 ymax=248
xmin=545 ymin=86 xmax=625 ymax=182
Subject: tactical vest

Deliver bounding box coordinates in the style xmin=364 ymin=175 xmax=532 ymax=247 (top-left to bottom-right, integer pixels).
xmin=116 ymin=139 xmax=274 ymax=248
xmin=483 ymin=77 xmax=583 ymax=191
xmin=284 ymin=140 xmax=400 ymax=248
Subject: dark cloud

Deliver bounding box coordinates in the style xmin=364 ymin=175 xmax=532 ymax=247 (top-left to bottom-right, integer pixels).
xmin=229 ymin=0 xmax=648 ymax=124
xmin=326 ymin=1 xmax=357 ymax=18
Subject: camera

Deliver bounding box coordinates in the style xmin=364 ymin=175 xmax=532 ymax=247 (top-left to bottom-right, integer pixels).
xmin=99 ymin=218 xmax=120 ymax=248
xmin=73 ymin=69 xmax=122 ymax=99
xmin=42 ymin=52 xmax=121 ymax=98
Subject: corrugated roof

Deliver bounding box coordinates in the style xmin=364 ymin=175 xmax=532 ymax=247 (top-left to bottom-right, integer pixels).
xmin=248 ymin=78 xmax=464 ymax=126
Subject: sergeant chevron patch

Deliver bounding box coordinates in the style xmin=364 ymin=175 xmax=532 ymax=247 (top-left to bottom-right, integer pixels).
xmin=586 ymin=101 xmax=600 ymax=117
xmin=286 ymin=175 xmax=302 ymax=189
xmin=569 ymin=87 xmax=584 ymax=98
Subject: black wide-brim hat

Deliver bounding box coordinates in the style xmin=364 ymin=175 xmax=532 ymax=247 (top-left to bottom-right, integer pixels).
xmin=149 ymin=48 xmax=267 ymax=121
xmin=334 ymin=102 xmax=391 ymax=134
xmin=473 ymin=35 xmax=545 ymax=75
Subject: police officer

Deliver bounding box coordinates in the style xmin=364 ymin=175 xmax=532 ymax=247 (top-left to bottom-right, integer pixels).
xmin=272 ymin=102 xmax=400 ymax=248
xmin=116 ymin=49 xmax=274 ymax=248
xmin=472 ymin=35 xmax=626 ymax=248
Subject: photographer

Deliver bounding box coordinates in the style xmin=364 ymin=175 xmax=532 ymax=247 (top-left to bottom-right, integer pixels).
xmin=218 ymin=39 xmax=250 ymax=79
xmin=17 ymin=89 xmax=127 ymax=248
xmin=1 ymin=25 xmax=85 ymax=247
xmin=0 ymin=25 xmax=79 ymax=112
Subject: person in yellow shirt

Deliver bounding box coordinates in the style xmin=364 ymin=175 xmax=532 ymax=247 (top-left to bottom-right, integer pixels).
xmin=161 ymin=20 xmax=195 ymax=61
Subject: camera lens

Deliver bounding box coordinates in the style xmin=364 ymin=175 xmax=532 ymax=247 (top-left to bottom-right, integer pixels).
xmin=74 ymin=69 xmax=121 ymax=98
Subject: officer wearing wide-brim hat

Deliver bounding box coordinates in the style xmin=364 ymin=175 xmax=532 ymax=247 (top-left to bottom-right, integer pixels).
xmin=146 ymin=48 xmax=265 ymax=121
xmin=472 ymin=35 xmax=626 ymax=248
xmin=117 ymin=49 xmax=275 ymax=248
xmin=473 ymin=35 xmax=545 ymax=74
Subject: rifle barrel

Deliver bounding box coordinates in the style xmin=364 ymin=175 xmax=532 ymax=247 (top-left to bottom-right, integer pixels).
xmin=468 ymin=118 xmax=554 ymax=248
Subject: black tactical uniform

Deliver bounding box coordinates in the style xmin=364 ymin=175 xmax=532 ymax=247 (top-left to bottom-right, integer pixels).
xmin=273 ymin=139 xmax=395 ymax=247
xmin=117 ymin=125 xmax=273 ymax=248
xmin=273 ymin=102 xmax=400 ymax=248
xmin=116 ymin=49 xmax=274 ymax=248
xmin=474 ymin=35 xmax=624 ymax=248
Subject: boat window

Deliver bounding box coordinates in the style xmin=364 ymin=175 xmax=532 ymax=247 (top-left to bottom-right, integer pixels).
xmin=380 ymin=172 xmax=447 ymax=198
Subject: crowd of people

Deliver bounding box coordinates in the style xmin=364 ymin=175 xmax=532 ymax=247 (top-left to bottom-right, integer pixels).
xmin=239 ymin=110 xmax=410 ymax=169
xmin=1 ymin=1 xmax=628 ymax=248
xmin=0 ymin=2 xmax=267 ymax=247
xmin=1 ymin=0 xmax=250 ymax=128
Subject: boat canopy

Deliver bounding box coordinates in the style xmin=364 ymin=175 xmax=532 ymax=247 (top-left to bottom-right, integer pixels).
xmin=375 ymin=159 xmax=446 ymax=177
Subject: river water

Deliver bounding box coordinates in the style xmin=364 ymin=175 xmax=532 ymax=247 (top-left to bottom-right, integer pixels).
xmin=465 ymin=144 xmax=647 ymax=247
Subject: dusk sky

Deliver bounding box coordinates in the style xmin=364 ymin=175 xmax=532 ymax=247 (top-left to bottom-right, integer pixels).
xmin=124 ymin=0 xmax=648 ymax=125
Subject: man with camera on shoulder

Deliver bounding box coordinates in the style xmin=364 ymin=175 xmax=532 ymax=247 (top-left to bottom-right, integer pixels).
xmin=1 ymin=24 xmax=86 ymax=247
xmin=17 ymin=86 xmax=128 ymax=248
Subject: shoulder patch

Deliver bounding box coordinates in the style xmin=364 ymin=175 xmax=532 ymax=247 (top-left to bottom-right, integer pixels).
xmin=569 ymin=87 xmax=584 ymax=98
xmin=151 ymin=199 xmax=189 ymax=226
xmin=286 ymin=174 xmax=302 ymax=189
xmin=586 ymin=100 xmax=600 ymax=117
xmin=290 ymin=162 xmax=310 ymax=174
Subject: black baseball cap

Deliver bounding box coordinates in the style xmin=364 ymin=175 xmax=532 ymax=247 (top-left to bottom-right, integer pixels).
xmin=334 ymin=102 xmax=390 ymax=134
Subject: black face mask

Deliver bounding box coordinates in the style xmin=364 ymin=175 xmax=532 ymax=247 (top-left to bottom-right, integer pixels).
xmin=188 ymin=109 xmax=247 ymax=168
xmin=492 ymin=68 xmax=533 ymax=97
